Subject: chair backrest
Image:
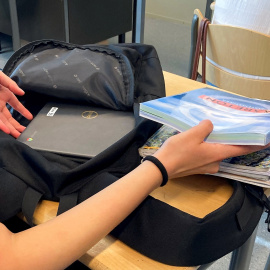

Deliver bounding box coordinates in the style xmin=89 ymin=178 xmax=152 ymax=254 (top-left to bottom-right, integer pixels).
xmin=211 ymin=0 xmax=270 ymax=35
xmin=194 ymin=9 xmax=270 ymax=100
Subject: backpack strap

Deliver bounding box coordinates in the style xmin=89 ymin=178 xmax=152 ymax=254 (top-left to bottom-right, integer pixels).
xmin=22 ymin=187 xmax=43 ymax=226
xmin=57 ymin=193 xmax=78 ymax=215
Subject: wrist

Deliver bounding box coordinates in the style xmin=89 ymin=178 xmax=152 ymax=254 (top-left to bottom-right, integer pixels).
xmin=141 ymin=160 xmax=163 ymax=188
xmin=142 ymin=156 xmax=168 ymax=187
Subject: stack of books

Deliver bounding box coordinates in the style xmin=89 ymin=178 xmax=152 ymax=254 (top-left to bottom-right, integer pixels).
xmin=139 ymin=88 xmax=270 ymax=187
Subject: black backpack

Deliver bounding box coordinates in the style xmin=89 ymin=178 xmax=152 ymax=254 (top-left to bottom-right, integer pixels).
xmin=1 ymin=40 xmax=269 ymax=266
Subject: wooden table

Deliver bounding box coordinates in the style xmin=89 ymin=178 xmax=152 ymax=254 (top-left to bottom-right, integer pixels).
xmin=26 ymin=71 xmax=236 ymax=270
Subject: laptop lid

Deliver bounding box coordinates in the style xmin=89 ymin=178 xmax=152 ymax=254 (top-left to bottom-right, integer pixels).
xmin=17 ymin=102 xmax=136 ymax=158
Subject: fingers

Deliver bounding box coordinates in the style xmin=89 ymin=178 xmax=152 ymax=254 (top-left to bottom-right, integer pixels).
xmin=0 ymin=119 xmax=11 ymax=134
xmin=209 ymin=143 xmax=270 ymax=162
xmin=0 ymin=71 xmax=25 ymax=96
xmin=0 ymin=74 xmax=32 ymax=138
xmin=190 ymin=120 xmax=269 ymax=161
xmin=1 ymin=107 xmax=25 ymax=138
xmin=3 ymin=106 xmax=26 ymax=132
xmin=183 ymin=119 xmax=214 ymax=143
xmin=5 ymin=88 xmax=33 ymax=120
xmin=0 ymin=114 xmax=22 ymax=138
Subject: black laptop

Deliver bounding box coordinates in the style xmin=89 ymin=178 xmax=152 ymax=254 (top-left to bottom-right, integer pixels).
xmin=17 ymin=102 xmax=136 ymax=158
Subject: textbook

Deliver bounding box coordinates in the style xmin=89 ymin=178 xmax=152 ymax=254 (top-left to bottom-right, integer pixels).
xmin=139 ymin=88 xmax=270 ymax=146
xmin=139 ymin=125 xmax=270 ymax=188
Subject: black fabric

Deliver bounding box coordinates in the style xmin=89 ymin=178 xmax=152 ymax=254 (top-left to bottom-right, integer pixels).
xmin=111 ymin=180 xmax=264 ymax=266
xmin=3 ymin=216 xmax=30 ymax=233
xmin=0 ymin=40 xmax=268 ymax=266
xmin=57 ymin=193 xmax=79 ymax=215
xmin=22 ymin=187 xmax=43 ymax=226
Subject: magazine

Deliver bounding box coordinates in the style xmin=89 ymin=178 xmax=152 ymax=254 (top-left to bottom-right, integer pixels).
xmin=139 ymin=88 xmax=270 ymax=145
xmin=138 ymin=125 xmax=179 ymax=157
xmin=139 ymin=125 xmax=270 ymax=188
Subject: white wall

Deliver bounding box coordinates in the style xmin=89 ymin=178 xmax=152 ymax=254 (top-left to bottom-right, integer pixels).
xmin=146 ymin=0 xmax=206 ymax=25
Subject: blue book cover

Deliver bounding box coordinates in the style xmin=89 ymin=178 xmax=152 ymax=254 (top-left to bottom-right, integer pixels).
xmin=140 ymin=88 xmax=270 ymax=145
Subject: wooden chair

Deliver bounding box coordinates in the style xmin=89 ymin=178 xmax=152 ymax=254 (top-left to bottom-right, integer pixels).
xmin=188 ymin=9 xmax=270 ymax=100
xmin=188 ymin=11 xmax=270 ymax=269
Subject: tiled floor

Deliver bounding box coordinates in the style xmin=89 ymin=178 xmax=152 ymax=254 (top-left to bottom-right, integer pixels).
xmin=1 ymin=14 xmax=270 ymax=269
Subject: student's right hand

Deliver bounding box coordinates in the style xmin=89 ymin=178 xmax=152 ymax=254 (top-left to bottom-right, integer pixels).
xmin=0 ymin=71 xmax=33 ymax=138
xmin=154 ymin=119 xmax=270 ymax=179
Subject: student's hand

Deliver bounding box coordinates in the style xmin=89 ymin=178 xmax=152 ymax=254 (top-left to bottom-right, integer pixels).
xmin=154 ymin=120 xmax=269 ymax=179
xmin=0 ymin=71 xmax=33 ymax=138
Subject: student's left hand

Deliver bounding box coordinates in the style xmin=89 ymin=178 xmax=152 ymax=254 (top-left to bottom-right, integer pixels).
xmin=0 ymin=71 xmax=33 ymax=138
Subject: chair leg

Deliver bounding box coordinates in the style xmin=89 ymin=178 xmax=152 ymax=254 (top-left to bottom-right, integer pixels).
xmin=132 ymin=0 xmax=146 ymax=43
xmin=199 ymin=225 xmax=258 ymax=270
xmin=118 ymin=34 xmax=125 ymax=43
xmin=205 ymin=0 xmax=214 ymax=20
xmin=197 ymin=261 xmax=215 ymax=270
xmin=229 ymin=225 xmax=258 ymax=270
xmin=8 ymin=0 xmax=21 ymax=51
xmin=187 ymin=14 xmax=198 ymax=79
xmin=63 ymin=0 xmax=70 ymax=43
xmin=264 ymin=254 xmax=270 ymax=270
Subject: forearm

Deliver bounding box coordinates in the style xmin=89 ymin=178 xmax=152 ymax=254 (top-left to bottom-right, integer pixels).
xmin=0 ymin=161 xmax=162 ymax=270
